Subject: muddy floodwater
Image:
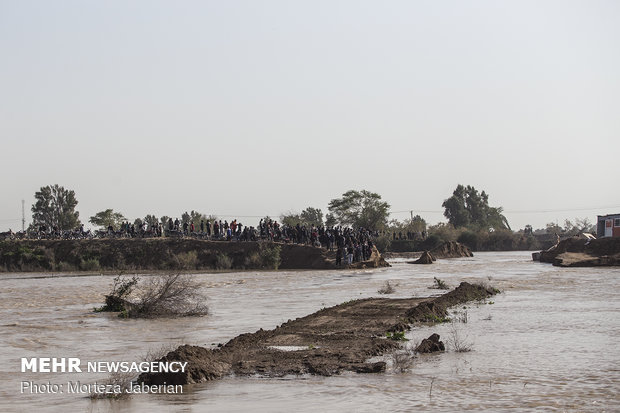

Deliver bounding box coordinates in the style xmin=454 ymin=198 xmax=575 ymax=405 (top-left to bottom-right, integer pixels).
xmin=1 ymin=252 xmax=619 ymax=412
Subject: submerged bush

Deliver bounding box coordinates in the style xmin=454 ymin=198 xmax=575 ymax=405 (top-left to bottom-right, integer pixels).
xmin=95 ymin=275 xmax=140 ymax=312
xmin=133 ymin=273 xmax=208 ymax=317
xmin=432 ymin=277 xmax=449 ymax=290
xmin=96 ymin=273 xmax=208 ymax=318
xmin=390 ymin=343 xmax=416 ymax=373
xmin=447 ymin=322 xmax=473 ymax=352
xmin=378 ymin=280 xmax=395 ymax=294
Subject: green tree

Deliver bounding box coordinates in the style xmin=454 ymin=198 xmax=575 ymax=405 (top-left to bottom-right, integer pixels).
xmin=181 ymin=210 xmax=209 ymax=228
xmin=327 ymin=190 xmax=390 ymax=230
xmin=281 ymin=207 xmax=324 ymax=227
xmin=405 ymin=214 xmax=427 ymax=232
xmin=325 ymin=213 xmax=337 ymax=228
xmin=134 ymin=218 xmax=143 ymax=228
xmin=442 ymin=185 xmax=471 ymax=228
xmin=280 ymin=211 xmax=302 ymax=227
xmin=442 ymin=184 xmax=509 ymax=230
xmin=181 ymin=212 xmax=191 ymax=224
xmin=546 ymin=222 xmax=563 ymax=235
xmin=575 ymin=217 xmax=595 ymax=234
xmin=31 ymin=184 xmax=81 ymax=230
xmin=89 ymin=209 xmax=126 ymax=230
xmin=144 ymin=214 xmax=159 ymax=227
xmin=564 ymin=217 xmax=595 ymax=235
xmin=300 ymin=207 xmax=323 ymax=227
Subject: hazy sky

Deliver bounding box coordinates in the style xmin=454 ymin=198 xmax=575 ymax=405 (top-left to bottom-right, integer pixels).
xmin=1 ymin=0 xmax=619 ymax=232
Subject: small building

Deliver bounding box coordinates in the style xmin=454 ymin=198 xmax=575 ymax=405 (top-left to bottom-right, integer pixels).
xmin=597 ymin=214 xmax=620 ymax=238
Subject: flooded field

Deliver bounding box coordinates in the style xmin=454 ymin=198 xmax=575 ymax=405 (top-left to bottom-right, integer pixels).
xmin=1 ymin=252 xmax=619 ymax=412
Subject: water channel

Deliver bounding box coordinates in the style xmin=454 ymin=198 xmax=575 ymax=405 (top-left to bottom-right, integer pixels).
xmin=1 ymin=251 xmax=618 ymax=412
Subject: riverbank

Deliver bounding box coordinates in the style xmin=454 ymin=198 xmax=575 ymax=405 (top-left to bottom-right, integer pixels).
xmin=0 ymin=239 xmax=390 ymax=272
xmin=535 ymin=237 xmax=620 ymax=267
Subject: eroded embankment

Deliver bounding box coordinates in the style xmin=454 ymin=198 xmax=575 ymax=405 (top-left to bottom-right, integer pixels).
xmin=0 ymin=239 xmax=338 ymax=272
xmin=537 ymin=237 xmax=620 ymax=267
xmin=0 ymin=239 xmax=391 ymax=272
xmin=139 ymin=282 xmax=496 ymax=385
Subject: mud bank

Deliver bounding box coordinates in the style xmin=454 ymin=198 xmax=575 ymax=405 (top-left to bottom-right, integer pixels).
xmin=0 ymin=239 xmax=342 ymax=272
xmin=535 ymin=237 xmax=620 ymax=267
xmin=401 ymin=242 xmax=473 ymax=265
xmin=386 ymin=242 xmax=473 ymax=261
xmin=139 ymin=282 xmax=496 ymax=385
xmin=431 ymin=241 xmax=474 ymax=259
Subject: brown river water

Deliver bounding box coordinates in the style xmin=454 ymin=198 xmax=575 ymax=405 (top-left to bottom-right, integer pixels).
xmin=1 ymin=251 xmax=619 ymax=412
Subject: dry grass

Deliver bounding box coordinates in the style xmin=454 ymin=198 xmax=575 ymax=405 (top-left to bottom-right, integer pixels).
xmin=389 ymin=342 xmax=418 ymax=373
xmin=447 ymin=322 xmax=473 ymax=352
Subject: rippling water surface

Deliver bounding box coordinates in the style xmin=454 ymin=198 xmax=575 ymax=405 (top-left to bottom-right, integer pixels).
xmin=1 ymin=252 xmax=619 ymax=412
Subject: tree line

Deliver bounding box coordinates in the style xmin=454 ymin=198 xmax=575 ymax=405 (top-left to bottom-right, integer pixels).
xmin=25 ymin=183 xmax=595 ymax=251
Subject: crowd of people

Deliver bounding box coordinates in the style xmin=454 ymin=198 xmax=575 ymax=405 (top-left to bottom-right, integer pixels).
xmin=10 ymin=217 xmax=380 ymax=266
xmin=160 ymin=217 xmax=378 ymax=265
xmin=3 ymin=215 xmax=383 ymax=266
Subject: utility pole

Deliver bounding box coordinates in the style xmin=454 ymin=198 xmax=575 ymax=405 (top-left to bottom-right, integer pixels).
xmin=22 ymin=199 xmax=25 ymax=232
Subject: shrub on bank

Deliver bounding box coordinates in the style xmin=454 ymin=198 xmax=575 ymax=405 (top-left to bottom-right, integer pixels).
xmin=214 ymin=252 xmax=233 ymax=270
xmin=457 ymin=231 xmax=479 ymax=251
xmin=383 ymin=226 xmax=543 ymax=253
xmin=418 ymin=234 xmax=443 ymax=251
xmin=259 ymin=245 xmax=281 ymax=270
xmin=388 ymin=240 xmax=416 ymax=253
xmin=174 ymin=251 xmax=199 ymax=270
xmin=373 ymin=235 xmax=392 ymax=253
xmin=80 ymin=258 xmax=101 ymax=271
xmin=0 ymin=242 xmax=51 ymax=271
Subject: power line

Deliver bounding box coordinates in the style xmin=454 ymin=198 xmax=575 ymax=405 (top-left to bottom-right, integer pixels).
xmin=390 ymin=210 xmax=442 ymax=214
xmin=389 ymin=205 xmax=620 ymax=215
xmin=5 ymin=204 xmax=618 ymax=224
xmin=503 ymin=205 xmax=620 ymax=214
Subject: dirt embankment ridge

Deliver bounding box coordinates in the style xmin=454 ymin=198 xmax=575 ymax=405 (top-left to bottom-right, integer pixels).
xmin=386 ymin=242 xmax=474 ymax=261
xmin=0 ymin=239 xmax=335 ymax=272
xmin=403 ymin=241 xmax=473 ymax=265
xmin=139 ymin=282 xmax=496 ymax=385
xmin=431 ymin=241 xmax=474 ymax=259
xmin=536 ymin=237 xmax=620 ymax=267
xmin=0 ymin=239 xmax=391 ymax=272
